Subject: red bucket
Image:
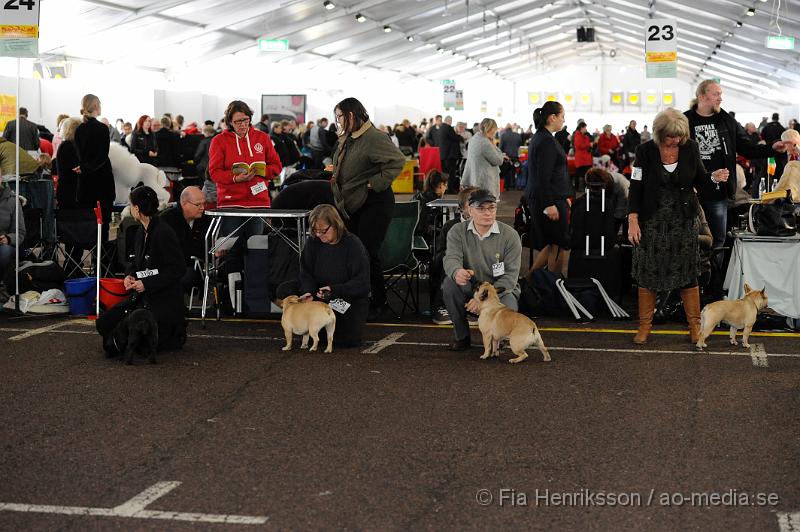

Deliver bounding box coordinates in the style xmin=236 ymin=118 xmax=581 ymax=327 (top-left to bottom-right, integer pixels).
xmin=99 ymin=278 xmax=128 ymax=310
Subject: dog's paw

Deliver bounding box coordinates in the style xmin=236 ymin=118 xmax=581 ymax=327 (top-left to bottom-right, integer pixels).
xmin=282 ymin=346 xmax=292 ymax=351
xmin=730 ymin=339 xmax=738 ymax=346
xmin=324 ymin=347 xmax=332 ymax=353
xmin=742 ymin=342 xmax=750 ymax=349
xmin=479 ymin=352 xmax=491 ymax=360
xmin=509 ymin=355 xmax=528 ymax=364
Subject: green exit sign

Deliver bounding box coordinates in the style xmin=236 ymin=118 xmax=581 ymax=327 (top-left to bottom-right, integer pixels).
xmin=441 ymin=79 xmax=454 ymax=84
xmin=258 ymin=39 xmax=289 ymax=52
xmin=766 ymin=35 xmax=794 ymax=50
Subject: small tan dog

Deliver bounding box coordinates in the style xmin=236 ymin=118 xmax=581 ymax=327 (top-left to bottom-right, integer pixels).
xmin=473 ymin=282 xmax=551 ymax=363
xmin=279 ymin=296 xmax=336 ymax=353
xmin=696 ymin=283 xmax=768 ymax=350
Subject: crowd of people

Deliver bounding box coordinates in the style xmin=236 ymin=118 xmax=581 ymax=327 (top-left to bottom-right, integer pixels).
xmin=0 ymin=79 xmax=798 ymax=357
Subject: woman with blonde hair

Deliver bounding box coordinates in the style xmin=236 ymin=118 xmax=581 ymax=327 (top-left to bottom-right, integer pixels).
xmin=276 ymin=204 xmax=371 ymax=347
xmin=460 ymin=118 xmax=505 ymax=198
xmin=628 ymin=108 xmax=707 ymax=344
xmin=73 ymin=94 xmax=115 ymax=241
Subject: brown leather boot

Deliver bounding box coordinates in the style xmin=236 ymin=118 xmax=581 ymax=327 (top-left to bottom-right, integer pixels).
xmin=634 ymin=287 xmax=657 ymax=344
xmin=680 ymin=286 xmax=702 ymax=344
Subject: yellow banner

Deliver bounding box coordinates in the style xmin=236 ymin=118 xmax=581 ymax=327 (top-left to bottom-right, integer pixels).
xmin=0 ymin=94 xmax=17 ymax=132
xmin=0 ymin=25 xmax=39 ymax=39
xmin=646 ymin=51 xmax=677 ymax=63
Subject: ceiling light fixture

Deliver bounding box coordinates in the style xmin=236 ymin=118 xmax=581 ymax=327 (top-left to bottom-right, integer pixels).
xmin=746 ymin=7 xmax=755 ymax=16
xmin=736 ymin=21 xmax=742 ymax=27
xmin=383 ymin=25 xmax=392 ymax=32
xmin=355 ymin=13 xmax=365 ymax=22
xmin=406 ymin=35 xmax=414 ymax=42
xmin=323 ymin=0 xmax=335 ymax=10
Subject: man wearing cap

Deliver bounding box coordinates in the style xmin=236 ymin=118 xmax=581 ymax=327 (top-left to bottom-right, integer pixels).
xmin=442 ymin=189 xmax=522 ymax=351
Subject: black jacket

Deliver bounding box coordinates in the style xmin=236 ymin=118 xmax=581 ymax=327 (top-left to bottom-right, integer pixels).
xmin=130 ymin=130 xmax=158 ymax=166
xmin=525 ymin=128 xmax=573 ymax=208
xmin=684 ymin=107 xmax=774 ymax=201
xmin=126 ymin=217 xmax=186 ymax=324
xmin=155 ymin=129 xmax=180 ymax=167
xmin=271 ymin=131 xmax=301 ymax=167
xmin=74 ymin=117 xmax=115 ymax=206
xmin=159 ymin=205 xmax=210 ymax=266
xmin=622 ymin=127 xmax=641 ymax=154
xmin=2 ymin=117 xmax=39 ymax=151
xmin=194 ymin=136 xmax=213 ymax=179
xmin=55 ymin=140 xmax=92 ymax=208
xmin=434 ymin=123 xmax=462 ymax=161
xmin=628 ymin=139 xmax=704 ymax=222
xmin=298 ymin=231 xmax=370 ymax=301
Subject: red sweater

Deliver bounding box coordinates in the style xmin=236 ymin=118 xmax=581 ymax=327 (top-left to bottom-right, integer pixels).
xmin=209 ymin=128 xmax=282 ymax=208
xmin=597 ymin=133 xmax=620 ymax=156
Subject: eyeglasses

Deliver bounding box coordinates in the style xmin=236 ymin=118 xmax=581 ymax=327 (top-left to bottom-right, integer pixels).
xmin=232 ymin=118 xmax=250 ymax=126
xmin=313 ymin=225 xmax=331 ymax=236
xmin=472 ymin=205 xmax=497 ymax=213
xmin=189 ymin=201 xmax=204 ymax=208
xmin=335 ymin=113 xmax=344 ymax=121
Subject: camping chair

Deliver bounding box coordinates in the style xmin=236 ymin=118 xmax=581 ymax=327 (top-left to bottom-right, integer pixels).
xmin=52 ymin=208 xmax=105 ymax=278
xmin=378 ymin=200 xmax=423 ymax=319
xmin=21 ymin=207 xmax=45 ymax=260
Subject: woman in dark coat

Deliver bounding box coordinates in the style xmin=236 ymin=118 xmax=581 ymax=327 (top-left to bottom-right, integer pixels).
xmin=129 ymin=115 xmax=158 ymax=166
xmin=524 ymin=101 xmax=574 ymax=277
xmin=628 ymin=108 xmax=707 ymax=345
xmin=330 ymin=97 xmax=405 ymax=316
xmin=54 ymin=117 xmax=87 ymax=209
xmin=74 ymin=94 xmax=116 ymax=242
xmin=96 ymin=186 xmax=187 ymax=356
xmin=277 ymin=204 xmax=370 ymax=347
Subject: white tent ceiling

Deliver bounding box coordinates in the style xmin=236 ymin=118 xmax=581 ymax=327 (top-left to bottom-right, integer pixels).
xmin=38 ymin=0 xmax=800 ymax=105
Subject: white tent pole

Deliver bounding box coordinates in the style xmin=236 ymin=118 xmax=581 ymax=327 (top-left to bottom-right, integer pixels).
xmin=96 ymin=202 xmax=101 ymax=316
xmin=14 ymin=57 xmax=20 ymax=312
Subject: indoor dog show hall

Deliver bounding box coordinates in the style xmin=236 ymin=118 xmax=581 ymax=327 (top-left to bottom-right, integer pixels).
xmin=0 ymin=0 xmax=799 ymax=530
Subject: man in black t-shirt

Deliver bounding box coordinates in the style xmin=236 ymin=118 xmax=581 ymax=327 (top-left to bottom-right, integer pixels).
xmin=685 ymin=80 xmax=789 ymax=248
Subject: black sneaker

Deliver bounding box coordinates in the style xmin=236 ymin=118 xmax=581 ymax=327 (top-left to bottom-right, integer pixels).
xmin=432 ymin=307 xmax=452 ymax=325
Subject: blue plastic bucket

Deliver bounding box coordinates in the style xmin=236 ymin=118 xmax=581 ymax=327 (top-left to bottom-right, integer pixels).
xmin=64 ymin=277 xmax=96 ymax=316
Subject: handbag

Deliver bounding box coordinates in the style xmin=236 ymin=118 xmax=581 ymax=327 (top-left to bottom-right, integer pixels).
xmin=748 ymin=190 xmax=797 ymax=237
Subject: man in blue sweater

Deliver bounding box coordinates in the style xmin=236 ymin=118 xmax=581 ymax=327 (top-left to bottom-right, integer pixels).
xmin=442 ymin=189 xmax=522 ymax=351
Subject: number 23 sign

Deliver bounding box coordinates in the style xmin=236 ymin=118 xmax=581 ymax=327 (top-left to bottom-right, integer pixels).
xmin=645 ymin=18 xmax=677 ymax=63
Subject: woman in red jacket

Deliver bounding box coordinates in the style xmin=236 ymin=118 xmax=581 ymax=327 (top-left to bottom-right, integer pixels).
xmin=209 ymin=100 xmax=282 ymax=272
xmin=572 ymin=122 xmax=593 ymax=190
xmin=597 ymin=124 xmax=622 ymax=168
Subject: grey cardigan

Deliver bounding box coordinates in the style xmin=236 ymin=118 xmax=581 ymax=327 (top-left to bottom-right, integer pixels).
xmin=460 ymin=132 xmax=504 ymax=197
xmin=0 ymin=185 xmax=25 ymax=246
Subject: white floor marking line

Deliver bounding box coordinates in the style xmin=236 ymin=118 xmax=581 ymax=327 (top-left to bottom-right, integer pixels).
xmin=1 ymin=327 xmax=798 ymax=359
xmin=362 ymin=332 xmax=405 ymax=354
xmin=778 ymin=512 xmax=800 ymax=532
xmin=8 ymin=320 xmax=79 ymax=341
xmin=750 ymin=343 xmax=769 ymax=367
xmin=112 ymin=481 xmax=181 ymax=516
xmin=0 ymin=481 xmax=268 ymax=525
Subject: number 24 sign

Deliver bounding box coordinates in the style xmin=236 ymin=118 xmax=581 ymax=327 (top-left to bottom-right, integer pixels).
xmin=1 ymin=0 xmax=40 ymax=27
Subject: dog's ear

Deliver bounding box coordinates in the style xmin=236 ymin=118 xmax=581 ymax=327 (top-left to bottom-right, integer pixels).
xmin=275 ymin=297 xmax=285 ymax=308
xmin=743 ymin=283 xmax=752 ymax=294
xmin=761 ymin=286 xmax=767 ymax=296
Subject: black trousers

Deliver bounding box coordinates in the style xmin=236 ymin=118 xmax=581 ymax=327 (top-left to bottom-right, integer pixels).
xmin=443 ymin=158 xmax=459 ymax=192
xmin=345 ymin=187 xmax=394 ymax=308
xmin=276 ymin=280 xmax=369 ymax=347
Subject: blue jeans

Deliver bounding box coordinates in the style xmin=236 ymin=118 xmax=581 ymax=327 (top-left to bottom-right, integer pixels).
xmin=700 ymin=199 xmax=727 ymax=249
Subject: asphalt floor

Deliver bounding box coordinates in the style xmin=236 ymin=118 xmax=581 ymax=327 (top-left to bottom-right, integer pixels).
xmin=0 ymin=310 xmax=798 ymax=531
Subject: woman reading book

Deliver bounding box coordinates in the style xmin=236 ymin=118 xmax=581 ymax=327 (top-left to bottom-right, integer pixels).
xmin=209 ymin=100 xmax=283 ymax=274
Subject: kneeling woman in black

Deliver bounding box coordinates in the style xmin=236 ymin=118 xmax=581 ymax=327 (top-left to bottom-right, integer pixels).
xmin=96 ymin=186 xmax=187 ymax=355
xmin=277 ymin=204 xmax=370 ymax=347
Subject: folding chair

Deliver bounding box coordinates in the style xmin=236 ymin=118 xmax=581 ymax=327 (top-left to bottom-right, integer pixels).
xmin=21 ymin=207 xmax=45 ymax=260
xmin=378 ymin=200 xmax=423 ymax=319
xmin=52 ymin=208 xmax=101 ymax=278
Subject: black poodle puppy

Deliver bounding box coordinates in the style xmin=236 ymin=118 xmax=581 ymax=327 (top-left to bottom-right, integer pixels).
xmin=114 ymin=308 xmax=159 ymax=365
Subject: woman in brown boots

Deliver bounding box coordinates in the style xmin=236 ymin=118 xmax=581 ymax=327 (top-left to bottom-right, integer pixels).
xmin=627 ymin=108 xmax=711 ymax=344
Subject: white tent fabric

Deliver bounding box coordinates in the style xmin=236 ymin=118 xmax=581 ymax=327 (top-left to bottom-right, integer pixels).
xmin=37 ymin=0 xmax=800 ymax=107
